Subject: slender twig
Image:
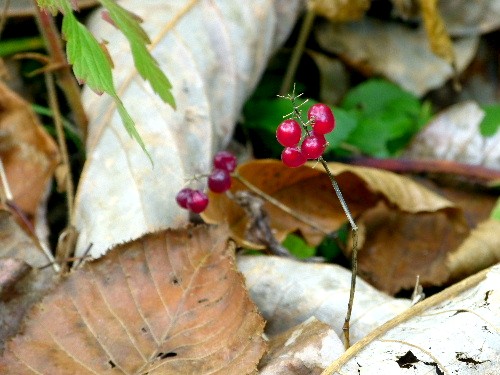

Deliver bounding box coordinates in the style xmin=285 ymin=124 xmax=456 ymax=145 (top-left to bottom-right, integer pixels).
xmin=285 ymin=86 xmax=359 ymax=348
xmin=45 ymin=71 xmax=76 ymax=263
xmin=279 ymin=8 xmax=316 ymax=96
xmin=232 ymin=172 xmax=333 ymax=238
xmin=33 ymin=3 xmax=88 ymax=140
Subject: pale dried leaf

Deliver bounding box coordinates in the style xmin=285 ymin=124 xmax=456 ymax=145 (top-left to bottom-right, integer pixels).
xmin=0 ymin=225 xmax=266 ymax=374
xmin=315 ymin=18 xmax=478 ymax=96
xmin=74 ymin=0 xmax=302 ymax=258
xmin=259 ymin=317 xmax=344 ymax=375
xmin=404 ymin=101 xmax=500 ymax=169
xmin=237 ymin=255 xmax=411 ymax=343
xmin=441 ymin=0 xmax=500 ymax=37
xmin=447 ymin=219 xmax=500 ymax=281
xmin=324 ymin=265 xmax=500 ymax=374
xmin=308 ymin=0 xmax=370 ymax=22
xmin=0 ymin=0 xmax=97 ymax=17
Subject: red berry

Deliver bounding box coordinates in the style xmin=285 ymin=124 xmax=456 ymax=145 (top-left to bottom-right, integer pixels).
xmin=308 ymin=104 xmax=335 ymax=135
xmin=276 ymin=119 xmax=302 ymax=147
xmin=176 ymin=187 xmax=194 ymax=209
xmin=187 ymin=190 xmax=209 ymax=213
xmin=213 ymin=151 xmax=237 ymax=172
xmin=301 ymin=133 xmax=326 ymax=159
xmin=208 ymin=169 xmax=232 ymax=193
xmin=281 ymin=147 xmax=306 ymax=168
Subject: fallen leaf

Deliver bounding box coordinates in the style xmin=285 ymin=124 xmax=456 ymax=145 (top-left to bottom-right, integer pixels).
xmin=446 ymin=219 xmax=500 ymax=281
xmin=202 ymin=160 xmax=462 ymax=249
xmin=259 ymin=317 xmax=344 ymax=375
xmin=74 ymin=0 xmax=302 ymax=258
xmin=0 ymin=0 xmax=97 ymax=17
xmin=315 ymin=18 xmax=478 ymax=96
xmin=308 ymin=0 xmax=370 ymax=22
xmin=419 ymin=0 xmax=456 ymax=67
xmin=440 ymin=0 xmax=500 ymax=37
xmin=355 ymin=203 xmax=466 ymax=294
xmin=0 ymin=81 xmax=59 ymax=220
xmin=0 ymin=225 xmax=266 ymax=374
xmin=404 ymin=101 xmax=500 ymax=169
xmin=237 ymin=255 xmax=411 ymax=343
xmin=0 ymin=210 xmax=56 ymax=352
xmin=322 ymin=265 xmax=500 ymax=374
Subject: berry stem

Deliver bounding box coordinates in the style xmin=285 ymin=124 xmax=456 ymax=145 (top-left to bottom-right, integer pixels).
xmin=284 ymin=86 xmax=359 ymax=349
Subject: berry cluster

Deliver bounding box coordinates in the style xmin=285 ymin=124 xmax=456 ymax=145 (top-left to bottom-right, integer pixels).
xmin=276 ymin=103 xmax=335 ymax=168
xmin=175 ymin=151 xmax=237 ymax=214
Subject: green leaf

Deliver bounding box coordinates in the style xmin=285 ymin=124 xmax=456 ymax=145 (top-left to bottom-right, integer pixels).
xmin=282 ymin=233 xmax=316 ymax=259
xmin=324 ymin=107 xmax=357 ymax=150
xmin=491 ymin=197 xmax=500 ymax=221
xmin=99 ymin=0 xmax=175 ymax=108
xmin=480 ymin=105 xmax=500 ymax=137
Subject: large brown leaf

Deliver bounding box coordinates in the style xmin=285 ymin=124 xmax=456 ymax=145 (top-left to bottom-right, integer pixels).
xmin=202 ymin=160 xmax=462 ymax=249
xmin=0 ymin=225 xmax=266 ymax=374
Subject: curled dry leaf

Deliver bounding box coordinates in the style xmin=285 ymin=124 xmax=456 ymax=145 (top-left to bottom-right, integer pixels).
xmin=447 ymin=219 xmax=500 ymax=281
xmin=259 ymin=317 xmax=344 ymax=375
xmin=74 ymin=0 xmax=302 ymax=258
xmin=308 ymin=0 xmax=370 ymax=22
xmin=322 ymin=265 xmax=500 ymax=374
xmin=237 ymin=255 xmax=411 ymax=343
xmin=202 ymin=160 xmax=462 ymax=249
xmin=404 ymin=101 xmax=500 ymax=170
xmin=0 ymin=225 xmax=266 ymax=374
xmin=315 ymin=18 xmax=478 ymax=96
xmin=0 ymin=81 xmax=59 ymax=220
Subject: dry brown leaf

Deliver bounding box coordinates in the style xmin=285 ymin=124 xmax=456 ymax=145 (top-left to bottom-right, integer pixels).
xmin=308 ymin=0 xmax=370 ymax=22
xmin=419 ymin=0 xmax=456 ymax=67
xmin=447 ymin=219 xmax=500 ymax=281
xmin=202 ymin=160 xmax=462 ymax=249
xmin=0 ymin=81 xmax=59 ymax=220
xmin=0 ymin=225 xmax=266 ymax=374
xmin=259 ymin=317 xmax=344 ymax=375
xmin=0 ymin=210 xmax=56 ymax=352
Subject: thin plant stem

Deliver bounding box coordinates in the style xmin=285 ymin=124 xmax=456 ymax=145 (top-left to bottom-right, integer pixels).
xmin=33 ymin=3 xmax=88 ymax=140
xmin=232 ymin=172 xmax=333 ymax=238
xmin=279 ymin=8 xmax=316 ymax=96
xmin=285 ymin=86 xmax=359 ymax=348
xmin=45 ymin=71 xmax=76 ymax=262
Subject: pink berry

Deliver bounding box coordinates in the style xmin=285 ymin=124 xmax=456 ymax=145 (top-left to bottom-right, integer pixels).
xmin=301 ymin=133 xmax=326 ymax=159
xmin=208 ymin=169 xmax=232 ymax=193
xmin=308 ymin=104 xmax=335 ymax=135
xmin=176 ymin=187 xmax=194 ymax=209
xmin=213 ymin=151 xmax=237 ymax=172
xmin=276 ymin=119 xmax=302 ymax=147
xmin=187 ymin=190 xmax=209 ymax=213
xmin=281 ymin=147 xmax=306 ymax=168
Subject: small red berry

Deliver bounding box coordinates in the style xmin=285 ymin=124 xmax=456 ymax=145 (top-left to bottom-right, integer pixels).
xmin=276 ymin=119 xmax=302 ymax=147
xmin=281 ymin=147 xmax=306 ymax=168
xmin=213 ymin=151 xmax=237 ymax=172
xmin=176 ymin=187 xmax=194 ymax=209
xmin=301 ymin=133 xmax=326 ymax=159
xmin=187 ymin=190 xmax=209 ymax=213
xmin=208 ymin=169 xmax=232 ymax=193
xmin=308 ymin=104 xmax=335 ymax=135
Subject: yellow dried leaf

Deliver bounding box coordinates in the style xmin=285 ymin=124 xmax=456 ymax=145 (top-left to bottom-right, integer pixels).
xmin=308 ymin=0 xmax=370 ymax=22
xmin=419 ymin=0 xmax=456 ymax=67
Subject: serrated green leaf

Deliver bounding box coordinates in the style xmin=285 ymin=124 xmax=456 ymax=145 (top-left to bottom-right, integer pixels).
xmin=36 ymin=0 xmax=64 ymax=14
xmin=100 ymin=0 xmax=175 ymax=108
xmin=62 ymin=9 xmax=116 ymax=95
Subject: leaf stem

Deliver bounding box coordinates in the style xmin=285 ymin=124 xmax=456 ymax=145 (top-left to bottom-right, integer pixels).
xmin=33 ymin=3 xmax=88 ymax=140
